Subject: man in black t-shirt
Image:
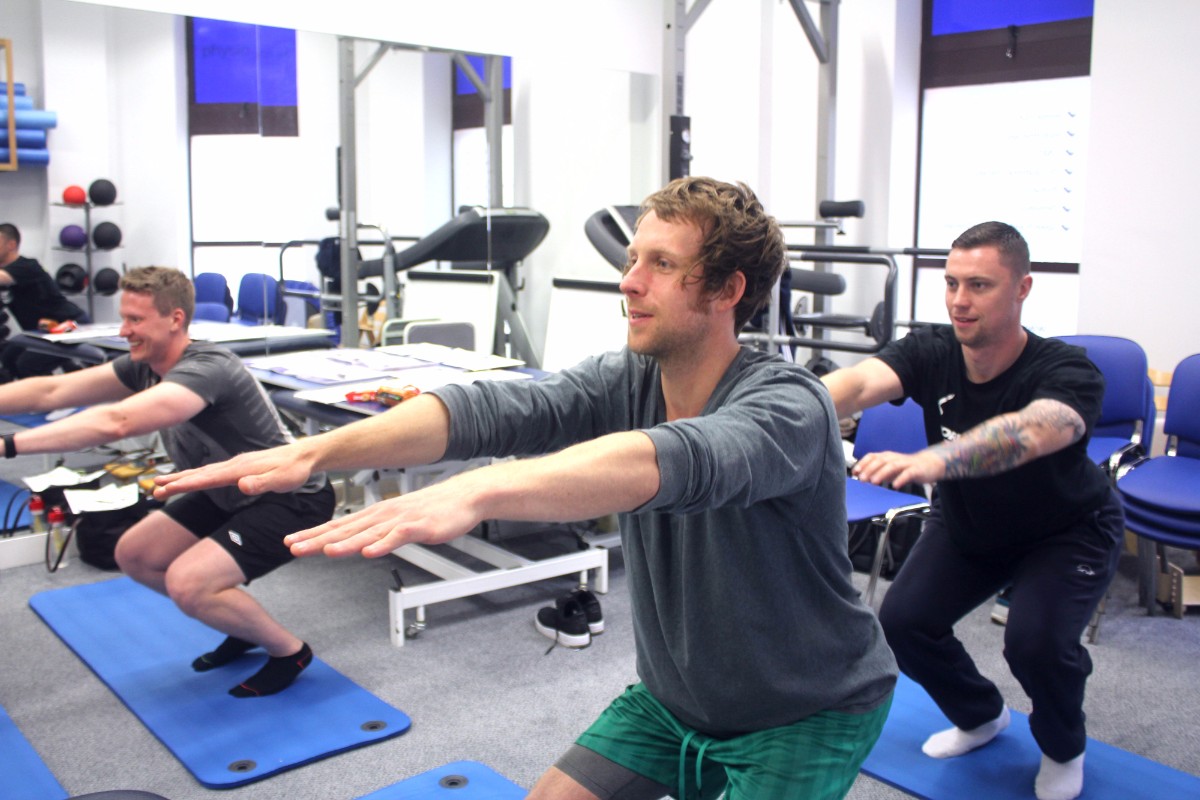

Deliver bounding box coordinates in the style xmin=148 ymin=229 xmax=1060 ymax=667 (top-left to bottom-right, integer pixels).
xmin=0 ymin=223 xmax=90 ymax=380
xmin=823 ymin=222 xmax=1122 ymax=800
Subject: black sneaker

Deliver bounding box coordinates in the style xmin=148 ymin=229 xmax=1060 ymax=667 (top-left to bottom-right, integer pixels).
xmin=570 ymin=588 xmax=604 ymax=635
xmin=535 ymin=595 xmax=591 ymax=648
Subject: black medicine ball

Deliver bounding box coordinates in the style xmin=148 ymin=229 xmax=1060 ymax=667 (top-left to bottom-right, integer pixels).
xmin=92 ymin=221 xmax=123 ymax=250
xmin=56 ymin=263 xmax=88 ymax=294
xmin=93 ymin=267 xmax=121 ymax=296
xmin=89 ymin=178 xmax=118 ymax=206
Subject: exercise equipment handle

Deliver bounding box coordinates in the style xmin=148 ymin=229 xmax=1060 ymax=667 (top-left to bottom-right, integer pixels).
xmin=818 ymin=200 xmax=865 ymax=219
xmin=788 ymin=267 xmax=847 ymax=296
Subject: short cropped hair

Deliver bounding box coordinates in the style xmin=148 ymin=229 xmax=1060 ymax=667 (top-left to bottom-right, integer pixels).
xmin=640 ymin=177 xmax=786 ymax=332
xmin=0 ymin=223 xmax=20 ymax=244
xmin=951 ymin=221 xmax=1030 ymax=277
xmin=119 ymin=266 xmax=196 ymax=327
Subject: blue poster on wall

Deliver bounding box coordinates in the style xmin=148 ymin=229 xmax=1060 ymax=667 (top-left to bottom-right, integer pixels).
xmin=189 ymin=18 xmax=297 ymax=136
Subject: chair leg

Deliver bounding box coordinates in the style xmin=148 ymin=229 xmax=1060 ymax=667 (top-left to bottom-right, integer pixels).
xmin=1137 ymin=536 xmax=1158 ymax=615
xmin=865 ymin=520 xmax=893 ymax=608
xmin=1085 ymin=595 xmax=1105 ymax=644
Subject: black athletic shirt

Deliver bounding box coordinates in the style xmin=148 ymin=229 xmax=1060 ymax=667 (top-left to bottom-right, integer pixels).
xmin=2 ymin=256 xmax=86 ymax=330
xmin=877 ymin=325 xmax=1110 ymax=554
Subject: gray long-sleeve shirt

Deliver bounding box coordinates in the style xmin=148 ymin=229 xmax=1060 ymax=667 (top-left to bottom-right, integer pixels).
xmin=434 ymin=346 xmax=896 ymax=737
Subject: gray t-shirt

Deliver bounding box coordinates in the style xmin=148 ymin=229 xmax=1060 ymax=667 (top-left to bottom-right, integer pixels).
xmin=434 ymin=346 xmax=896 ymax=737
xmin=112 ymin=341 xmax=325 ymax=511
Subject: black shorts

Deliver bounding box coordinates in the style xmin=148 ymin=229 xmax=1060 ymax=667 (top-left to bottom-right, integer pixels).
xmin=163 ymin=482 xmax=335 ymax=582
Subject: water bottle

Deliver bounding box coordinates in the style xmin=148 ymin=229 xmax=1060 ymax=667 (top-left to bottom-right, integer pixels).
xmin=48 ymin=505 xmax=69 ymax=569
xmin=29 ymin=494 xmax=47 ymax=535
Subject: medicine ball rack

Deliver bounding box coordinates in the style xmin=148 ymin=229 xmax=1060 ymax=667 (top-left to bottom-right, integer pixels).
xmin=51 ymin=198 xmax=121 ymax=320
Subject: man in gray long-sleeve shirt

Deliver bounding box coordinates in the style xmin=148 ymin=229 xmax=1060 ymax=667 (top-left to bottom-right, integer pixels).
xmin=157 ymin=177 xmax=897 ymax=800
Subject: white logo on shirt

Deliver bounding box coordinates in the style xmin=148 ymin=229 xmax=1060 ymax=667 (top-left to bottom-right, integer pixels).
xmin=937 ymin=393 xmax=958 ymax=441
xmin=228 ymin=531 xmax=243 ymax=547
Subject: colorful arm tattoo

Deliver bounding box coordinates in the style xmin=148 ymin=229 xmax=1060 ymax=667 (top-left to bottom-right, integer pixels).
xmin=932 ymin=399 xmax=1086 ymax=479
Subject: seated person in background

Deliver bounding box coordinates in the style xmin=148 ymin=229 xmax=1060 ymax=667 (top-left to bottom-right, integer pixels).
xmin=0 ymin=266 xmax=334 ymax=697
xmin=0 ymin=222 xmax=91 ymax=381
xmin=157 ymin=177 xmax=898 ymax=800
xmin=822 ymin=221 xmax=1122 ymax=800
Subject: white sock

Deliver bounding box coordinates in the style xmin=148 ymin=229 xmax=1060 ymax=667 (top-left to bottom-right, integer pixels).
xmin=921 ymin=706 xmax=1011 ymax=758
xmin=1035 ymin=752 xmax=1084 ymax=800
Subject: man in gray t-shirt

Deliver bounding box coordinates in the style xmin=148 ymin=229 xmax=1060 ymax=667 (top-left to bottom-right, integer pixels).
xmin=0 ymin=266 xmax=333 ymax=698
xmin=158 ymin=178 xmax=896 ymax=799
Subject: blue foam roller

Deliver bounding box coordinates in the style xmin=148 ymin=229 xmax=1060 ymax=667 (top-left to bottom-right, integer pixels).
xmin=0 ymin=706 xmax=69 ymax=800
xmin=0 ymin=108 xmax=58 ymax=129
xmin=1 ymin=129 xmax=47 ymax=148
xmin=861 ymin=675 xmax=1200 ymax=799
xmin=356 ymin=761 xmax=525 ymax=799
xmin=30 ymin=577 xmax=412 ymax=789
xmin=0 ymin=147 xmax=50 ymax=165
xmin=8 ymin=95 xmax=34 ymax=109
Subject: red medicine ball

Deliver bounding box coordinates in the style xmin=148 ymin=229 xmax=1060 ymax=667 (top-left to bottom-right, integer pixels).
xmin=63 ymin=185 xmax=87 ymax=205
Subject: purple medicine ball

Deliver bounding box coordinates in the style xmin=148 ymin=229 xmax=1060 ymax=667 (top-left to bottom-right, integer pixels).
xmin=59 ymin=224 xmax=87 ymax=249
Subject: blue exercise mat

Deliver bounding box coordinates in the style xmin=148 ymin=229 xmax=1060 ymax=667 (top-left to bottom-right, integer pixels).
xmin=357 ymin=760 xmax=525 ymax=799
xmin=862 ymin=674 xmax=1200 ymax=799
xmin=29 ymin=577 xmax=411 ymax=789
xmin=0 ymin=705 xmax=69 ymax=800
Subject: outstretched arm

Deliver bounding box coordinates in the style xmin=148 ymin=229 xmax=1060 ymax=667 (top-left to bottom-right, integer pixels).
xmin=286 ymin=430 xmax=660 ymax=559
xmin=11 ymin=375 xmax=206 ymax=456
xmin=154 ymin=392 xmax=454 ymax=499
xmin=852 ymin=398 xmax=1087 ymax=489
xmin=0 ymin=362 xmax=131 ymax=417
xmin=821 ymin=358 xmax=906 ymax=420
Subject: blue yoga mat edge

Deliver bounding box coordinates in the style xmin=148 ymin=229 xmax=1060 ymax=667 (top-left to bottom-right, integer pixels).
xmin=29 ymin=577 xmax=412 ymax=790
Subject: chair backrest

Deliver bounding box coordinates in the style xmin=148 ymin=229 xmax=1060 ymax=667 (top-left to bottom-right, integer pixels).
xmin=1165 ymin=353 xmax=1200 ymax=458
xmin=194 ymin=272 xmax=232 ymax=310
xmin=193 ymin=301 xmax=231 ymax=323
xmin=853 ymin=398 xmax=927 ymax=460
xmin=235 ymin=273 xmax=281 ymax=325
xmin=404 ymin=321 xmax=476 ymax=349
xmin=1057 ymin=335 xmax=1150 ymax=437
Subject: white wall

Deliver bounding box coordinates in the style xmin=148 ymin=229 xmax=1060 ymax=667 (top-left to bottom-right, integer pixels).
xmin=1080 ymin=0 xmax=1200 ymax=374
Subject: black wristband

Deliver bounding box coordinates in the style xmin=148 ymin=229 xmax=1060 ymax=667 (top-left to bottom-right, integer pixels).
xmin=3 ymin=432 xmax=15 ymax=459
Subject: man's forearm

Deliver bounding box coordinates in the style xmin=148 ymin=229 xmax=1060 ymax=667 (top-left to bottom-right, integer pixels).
xmin=930 ymin=399 xmax=1085 ymax=479
xmin=0 ymin=375 xmax=62 ymax=416
xmin=301 ymin=393 xmax=453 ymax=473
xmin=468 ymin=431 xmax=660 ymax=524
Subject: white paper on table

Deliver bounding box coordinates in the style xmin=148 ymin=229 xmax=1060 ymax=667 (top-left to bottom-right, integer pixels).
xmin=63 ymin=482 xmax=142 ymax=514
xmin=23 ymin=467 xmax=108 ymax=493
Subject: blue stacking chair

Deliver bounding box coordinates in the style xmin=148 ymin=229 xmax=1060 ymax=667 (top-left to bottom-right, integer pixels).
xmin=193 ymin=301 xmax=231 ymax=322
xmin=193 ymin=272 xmax=233 ymax=311
xmin=234 ymin=273 xmax=283 ymax=326
xmin=1057 ymin=335 xmax=1156 ymax=476
xmin=846 ymin=398 xmax=932 ymax=605
xmin=1116 ymin=353 xmax=1200 ymax=617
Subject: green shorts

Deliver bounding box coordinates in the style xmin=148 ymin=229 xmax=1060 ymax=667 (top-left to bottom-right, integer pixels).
xmin=574 ymin=683 xmax=892 ymax=800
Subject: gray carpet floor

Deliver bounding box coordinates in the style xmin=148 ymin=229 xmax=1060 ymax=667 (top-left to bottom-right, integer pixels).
xmin=1 ymin=449 xmax=1198 ymax=798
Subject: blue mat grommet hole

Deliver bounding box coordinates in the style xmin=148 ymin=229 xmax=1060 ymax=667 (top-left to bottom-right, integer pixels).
xmin=228 ymin=759 xmax=257 ymax=773
xmin=361 ymin=720 xmax=388 ymax=732
xmin=439 ymin=774 xmax=469 ymax=789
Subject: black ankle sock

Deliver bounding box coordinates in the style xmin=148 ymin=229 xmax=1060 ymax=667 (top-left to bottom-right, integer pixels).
xmin=192 ymin=636 xmax=257 ymax=672
xmin=229 ymin=642 xmax=313 ymax=698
